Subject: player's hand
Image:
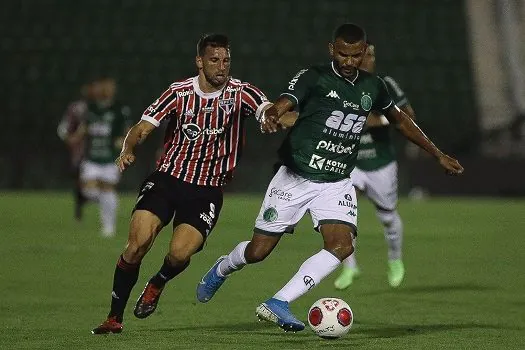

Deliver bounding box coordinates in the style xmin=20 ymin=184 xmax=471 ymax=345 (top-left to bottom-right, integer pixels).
xmin=278 ymin=111 xmax=298 ymax=129
xmin=260 ymin=113 xmax=280 ymax=133
xmin=115 ymin=152 xmax=135 ymax=172
xmin=438 ymin=154 xmax=464 ymax=175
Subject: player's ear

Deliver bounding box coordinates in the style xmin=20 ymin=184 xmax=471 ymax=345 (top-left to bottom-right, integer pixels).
xmin=196 ymin=56 xmax=203 ymax=70
xmin=328 ymin=43 xmax=334 ymax=57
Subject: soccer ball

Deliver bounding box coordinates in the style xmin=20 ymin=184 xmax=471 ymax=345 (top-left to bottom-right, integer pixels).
xmin=307 ymin=298 xmax=353 ymax=339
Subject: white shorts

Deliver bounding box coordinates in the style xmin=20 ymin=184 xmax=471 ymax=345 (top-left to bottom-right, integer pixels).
xmin=254 ymin=166 xmax=357 ymax=236
xmin=351 ymin=161 xmax=398 ymax=211
xmin=80 ymin=160 xmax=120 ymax=185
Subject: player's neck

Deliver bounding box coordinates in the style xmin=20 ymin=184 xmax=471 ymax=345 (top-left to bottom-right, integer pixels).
xmin=197 ymin=75 xmax=226 ymax=94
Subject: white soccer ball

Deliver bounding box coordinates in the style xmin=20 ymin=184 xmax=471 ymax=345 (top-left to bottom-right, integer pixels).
xmin=307 ymin=297 xmax=353 ymax=339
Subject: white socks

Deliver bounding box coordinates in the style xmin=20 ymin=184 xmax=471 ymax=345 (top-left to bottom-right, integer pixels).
xmin=82 ymin=187 xmax=100 ymax=202
xmin=217 ymin=241 xmax=249 ymax=277
xmin=377 ymin=210 xmax=403 ymax=261
xmin=99 ymin=190 xmax=117 ymax=237
xmin=342 ymin=251 xmax=358 ymax=269
xmin=274 ymin=249 xmax=341 ymax=303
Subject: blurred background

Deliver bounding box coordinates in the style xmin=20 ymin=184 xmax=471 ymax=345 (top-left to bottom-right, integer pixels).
xmin=1 ymin=0 xmax=524 ymax=196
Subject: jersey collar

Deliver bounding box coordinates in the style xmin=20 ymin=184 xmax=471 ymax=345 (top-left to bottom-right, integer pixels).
xmin=331 ymin=61 xmax=359 ymax=85
xmin=192 ymin=76 xmax=226 ymax=99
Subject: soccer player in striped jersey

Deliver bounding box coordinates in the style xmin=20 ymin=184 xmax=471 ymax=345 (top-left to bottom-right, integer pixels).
xmin=92 ymin=34 xmax=290 ymax=334
xmin=196 ymin=24 xmax=463 ymax=332
xmin=334 ymin=43 xmax=415 ymax=290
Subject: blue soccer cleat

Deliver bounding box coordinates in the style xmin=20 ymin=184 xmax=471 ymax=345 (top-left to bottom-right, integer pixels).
xmin=196 ymin=256 xmax=227 ymax=303
xmin=255 ymin=298 xmax=305 ymax=332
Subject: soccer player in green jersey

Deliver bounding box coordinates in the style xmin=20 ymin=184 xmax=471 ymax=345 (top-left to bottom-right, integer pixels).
xmin=78 ymin=77 xmax=132 ymax=237
xmin=197 ymin=23 xmax=463 ymax=332
xmin=334 ymin=43 xmax=414 ymax=290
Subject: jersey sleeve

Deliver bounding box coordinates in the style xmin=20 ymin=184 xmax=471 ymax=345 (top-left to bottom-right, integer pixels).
xmin=372 ymin=76 xmax=395 ymax=111
xmin=382 ymin=75 xmax=409 ymax=107
xmin=240 ymin=83 xmax=271 ymax=120
xmin=141 ymin=86 xmax=178 ymax=127
xmin=280 ymin=68 xmax=318 ymax=107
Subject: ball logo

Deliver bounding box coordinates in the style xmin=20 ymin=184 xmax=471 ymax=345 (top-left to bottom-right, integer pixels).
xmin=337 ymin=308 xmax=352 ymax=327
xmin=308 ymin=307 xmax=323 ymax=326
xmin=344 ymin=194 xmax=352 ymax=201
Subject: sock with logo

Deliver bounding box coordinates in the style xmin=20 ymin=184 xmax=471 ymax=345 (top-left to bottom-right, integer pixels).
xmin=108 ymin=255 xmax=141 ymax=323
xmin=217 ymin=241 xmax=249 ymax=277
xmin=149 ymin=256 xmax=190 ymax=288
xmin=273 ymin=249 xmax=341 ymax=303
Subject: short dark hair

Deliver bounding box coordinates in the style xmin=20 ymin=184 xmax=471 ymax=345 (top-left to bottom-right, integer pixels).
xmin=197 ymin=34 xmax=230 ymax=56
xmin=332 ymin=23 xmax=366 ymax=44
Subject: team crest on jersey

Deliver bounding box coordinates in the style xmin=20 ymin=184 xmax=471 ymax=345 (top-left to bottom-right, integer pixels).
xmin=263 ymin=207 xmax=278 ymax=222
xmin=219 ymin=98 xmax=235 ymax=113
xmin=361 ymin=93 xmax=372 ymax=111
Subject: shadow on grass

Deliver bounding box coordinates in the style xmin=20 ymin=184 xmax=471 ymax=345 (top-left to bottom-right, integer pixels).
xmin=362 ymin=283 xmax=497 ymax=296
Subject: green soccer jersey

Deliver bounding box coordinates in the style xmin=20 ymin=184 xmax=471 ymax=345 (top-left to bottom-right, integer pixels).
xmin=84 ymin=102 xmax=131 ymax=164
xmin=278 ymin=63 xmax=394 ymax=182
xmin=356 ymin=75 xmax=409 ymax=171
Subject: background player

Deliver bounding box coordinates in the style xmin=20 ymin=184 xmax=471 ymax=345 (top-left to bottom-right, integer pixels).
xmin=197 ymin=23 xmax=463 ymax=332
xmin=78 ymin=77 xmax=132 ymax=237
xmin=334 ymin=42 xmax=415 ymax=290
xmin=57 ymin=83 xmax=91 ymax=221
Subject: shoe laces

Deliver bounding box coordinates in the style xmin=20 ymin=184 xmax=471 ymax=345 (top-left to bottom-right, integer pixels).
xmin=142 ymin=284 xmax=161 ymax=303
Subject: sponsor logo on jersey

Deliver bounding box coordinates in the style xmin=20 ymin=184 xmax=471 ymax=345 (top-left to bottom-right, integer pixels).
xmin=323 ymin=110 xmax=367 ymax=140
xmin=88 ymin=121 xmax=111 ymax=136
xmin=361 ymin=93 xmax=372 ymax=111
xmin=263 ymin=207 xmax=278 ymax=222
xmin=202 ymin=106 xmax=215 ymax=113
xmin=269 ymin=187 xmax=292 ymax=201
xmin=326 ymin=90 xmax=340 ymax=99
xmin=226 ymin=86 xmax=242 ymax=92
xmin=316 ymin=140 xmax=355 ymax=154
xmin=288 ymin=69 xmax=308 ymax=90
xmin=308 ymin=154 xmax=347 ymax=174
xmin=343 ymin=100 xmax=360 ymax=110
xmin=177 ymin=90 xmax=193 ymax=97
xmin=182 ymin=123 xmax=225 ymax=141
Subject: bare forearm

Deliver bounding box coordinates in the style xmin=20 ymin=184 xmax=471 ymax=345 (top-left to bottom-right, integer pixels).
xmin=121 ymin=124 xmax=149 ymax=153
xmin=397 ymin=118 xmax=443 ymax=159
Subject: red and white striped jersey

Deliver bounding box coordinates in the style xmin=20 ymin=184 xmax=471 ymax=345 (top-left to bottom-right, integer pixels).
xmin=141 ymin=76 xmax=271 ymax=187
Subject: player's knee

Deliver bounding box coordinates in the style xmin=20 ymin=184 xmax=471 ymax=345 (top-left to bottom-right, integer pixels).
xmin=324 ymin=235 xmax=354 ymax=260
xmin=167 ymin=248 xmax=193 ymax=264
xmin=123 ymin=242 xmax=149 ymax=264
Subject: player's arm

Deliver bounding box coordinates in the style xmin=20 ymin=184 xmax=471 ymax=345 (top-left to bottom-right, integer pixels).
xmin=261 ymin=68 xmax=317 ymax=132
xmin=384 ymin=105 xmax=463 ymax=175
xmin=116 ymin=86 xmax=177 ymax=172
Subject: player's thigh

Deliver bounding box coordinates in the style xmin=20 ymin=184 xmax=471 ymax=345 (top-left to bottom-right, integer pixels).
xmin=364 ymin=162 xmax=398 ymax=211
xmin=350 ymin=167 xmax=367 ymax=194
xmin=172 ymin=182 xmax=223 ymax=251
xmin=254 ymin=166 xmax=313 ymax=235
xmin=79 ymin=160 xmax=100 ymax=187
xmin=98 ymin=163 xmax=121 ymax=185
xmin=309 ymin=178 xmax=358 ymax=236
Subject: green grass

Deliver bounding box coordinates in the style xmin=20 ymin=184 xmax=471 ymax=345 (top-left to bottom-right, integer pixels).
xmin=0 ymin=192 xmax=524 ymax=349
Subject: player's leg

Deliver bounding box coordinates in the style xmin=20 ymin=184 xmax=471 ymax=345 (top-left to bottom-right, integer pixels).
xmin=365 ymin=162 xmax=404 ymax=287
xmin=135 ymin=179 xmax=223 ymax=318
xmin=92 ymin=173 xmax=172 ymax=334
xmin=97 ymin=163 xmax=121 ymax=237
xmin=335 ymin=168 xmax=366 ymax=289
xmin=256 ymin=179 xmax=357 ymax=332
xmin=92 ymin=210 xmax=164 ymax=334
xmin=79 ymin=160 xmax=101 ymax=203
xmin=197 ymin=165 xmax=308 ymax=303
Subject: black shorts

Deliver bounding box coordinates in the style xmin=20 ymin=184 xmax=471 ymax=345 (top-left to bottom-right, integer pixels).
xmin=133 ymin=171 xmax=223 ymax=240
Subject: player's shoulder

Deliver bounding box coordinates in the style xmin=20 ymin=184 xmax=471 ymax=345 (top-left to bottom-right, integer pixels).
xmin=227 ymin=77 xmax=263 ymax=93
xmin=169 ymin=77 xmax=194 ymax=91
